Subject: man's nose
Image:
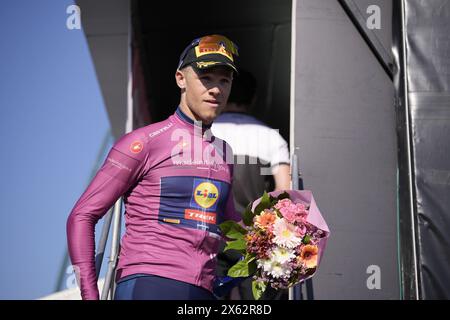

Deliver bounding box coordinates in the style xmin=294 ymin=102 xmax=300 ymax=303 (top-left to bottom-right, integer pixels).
xmin=209 ymin=85 xmax=221 ymax=96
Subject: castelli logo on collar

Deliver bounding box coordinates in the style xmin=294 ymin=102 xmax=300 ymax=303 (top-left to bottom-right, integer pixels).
xmin=130 ymin=141 xmax=143 ymax=153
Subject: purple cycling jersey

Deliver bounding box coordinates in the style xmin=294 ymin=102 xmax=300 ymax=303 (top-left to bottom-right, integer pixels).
xmin=67 ymin=107 xmax=240 ymax=300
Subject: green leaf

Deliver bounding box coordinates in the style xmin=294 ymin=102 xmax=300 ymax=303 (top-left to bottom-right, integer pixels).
xmin=246 ymin=254 xmax=257 ymax=263
xmin=252 ymin=280 xmax=267 ymax=300
xmin=219 ymin=220 xmax=247 ymax=240
xmin=261 ymin=191 xmax=271 ymax=206
xmin=227 ymin=254 xmax=257 ymax=277
xmin=242 ymin=202 xmax=255 ymax=226
xmin=224 ymin=238 xmax=246 ymax=253
xmin=302 ymin=234 xmax=311 ymax=244
xmin=254 ymin=191 xmax=271 ymax=215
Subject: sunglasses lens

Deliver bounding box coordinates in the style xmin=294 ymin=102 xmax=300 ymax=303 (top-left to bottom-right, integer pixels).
xmin=178 ymin=35 xmax=238 ymax=70
xmin=198 ymin=35 xmax=239 ymax=57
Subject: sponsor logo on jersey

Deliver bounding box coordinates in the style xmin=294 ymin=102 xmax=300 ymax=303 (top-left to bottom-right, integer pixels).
xmin=193 ymin=182 xmax=219 ymax=209
xmin=106 ymin=157 xmax=132 ymax=172
xmin=163 ymin=218 xmax=180 ymax=224
xmin=158 ymin=176 xmax=229 ymax=235
xmin=184 ymin=209 xmax=216 ymax=224
xmin=148 ymin=122 xmax=173 ymax=138
xmin=130 ymin=141 xmax=143 ymax=153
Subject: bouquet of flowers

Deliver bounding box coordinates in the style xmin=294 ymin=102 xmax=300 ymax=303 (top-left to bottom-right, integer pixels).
xmin=218 ymin=190 xmax=330 ymax=299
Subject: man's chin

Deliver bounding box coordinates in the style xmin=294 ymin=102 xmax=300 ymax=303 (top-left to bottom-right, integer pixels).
xmin=202 ymin=116 xmax=215 ymax=125
xmin=201 ymin=111 xmax=221 ymax=124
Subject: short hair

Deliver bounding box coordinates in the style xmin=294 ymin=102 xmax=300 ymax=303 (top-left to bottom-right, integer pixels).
xmin=227 ymin=69 xmax=257 ymax=106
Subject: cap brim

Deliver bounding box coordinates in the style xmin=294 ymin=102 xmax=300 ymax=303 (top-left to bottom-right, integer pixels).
xmin=193 ymin=60 xmax=238 ymax=73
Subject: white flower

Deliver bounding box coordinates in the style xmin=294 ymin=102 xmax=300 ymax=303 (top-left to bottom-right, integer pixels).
xmin=270 ymin=246 xmax=296 ymax=264
xmin=273 ymin=218 xmax=303 ymax=248
xmin=257 ymin=259 xmax=272 ymax=272
xmin=257 ymin=257 xmax=292 ymax=279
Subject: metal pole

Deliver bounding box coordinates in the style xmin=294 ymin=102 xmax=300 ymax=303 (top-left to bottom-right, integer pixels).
xmin=305 ymin=277 xmax=314 ymax=300
xmin=95 ymin=208 xmax=113 ymax=277
xmin=289 ymin=152 xmax=313 ymax=300
xmin=290 ymin=153 xmax=301 ymax=300
xmin=56 ymin=130 xmax=113 ymax=292
xmin=109 ymin=203 xmax=123 ymax=299
xmin=55 ymin=251 xmax=70 ymax=293
xmin=101 ymin=199 xmax=122 ymax=300
xmin=391 ymin=0 xmax=420 ymax=299
xmin=289 ymin=1 xmax=299 ymax=300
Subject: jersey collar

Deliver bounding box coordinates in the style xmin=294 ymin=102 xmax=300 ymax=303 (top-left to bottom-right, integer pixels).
xmin=175 ymin=106 xmax=213 ymax=131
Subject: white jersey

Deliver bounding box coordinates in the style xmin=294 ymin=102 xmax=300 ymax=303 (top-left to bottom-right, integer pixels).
xmin=211 ymin=112 xmax=290 ymax=213
xmin=212 ymin=112 xmax=290 ymax=168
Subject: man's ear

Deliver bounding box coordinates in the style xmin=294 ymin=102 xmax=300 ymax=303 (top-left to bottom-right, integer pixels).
xmin=175 ymin=69 xmax=186 ymax=89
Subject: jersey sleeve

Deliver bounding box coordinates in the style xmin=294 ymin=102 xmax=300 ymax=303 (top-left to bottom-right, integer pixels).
xmin=269 ymin=130 xmax=290 ymax=168
xmin=66 ymin=131 xmax=148 ymax=300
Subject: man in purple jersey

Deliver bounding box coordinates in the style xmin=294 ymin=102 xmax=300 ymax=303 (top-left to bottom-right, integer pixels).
xmin=66 ymin=35 xmax=242 ymax=300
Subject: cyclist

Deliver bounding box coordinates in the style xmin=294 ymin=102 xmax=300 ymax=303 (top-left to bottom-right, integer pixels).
xmin=67 ymin=35 xmax=241 ymax=300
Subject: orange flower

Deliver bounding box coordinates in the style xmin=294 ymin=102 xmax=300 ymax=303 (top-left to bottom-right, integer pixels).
xmin=299 ymin=245 xmax=319 ymax=269
xmin=254 ymin=210 xmax=277 ymax=230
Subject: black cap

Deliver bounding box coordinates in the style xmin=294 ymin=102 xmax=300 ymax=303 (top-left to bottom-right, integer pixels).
xmin=177 ymin=35 xmax=239 ymax=72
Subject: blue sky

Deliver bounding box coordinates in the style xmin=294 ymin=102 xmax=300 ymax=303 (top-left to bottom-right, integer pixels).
xmin=0 ymin=0 xmax=114 ymax=299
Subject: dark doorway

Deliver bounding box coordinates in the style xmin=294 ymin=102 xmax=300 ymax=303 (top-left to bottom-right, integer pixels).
xmin=132 ymin=0 xmax=292 ymax=142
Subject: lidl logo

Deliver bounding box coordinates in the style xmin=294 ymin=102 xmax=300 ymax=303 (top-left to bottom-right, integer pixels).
xmin=193 ymin=182 xmax=219 ymax=209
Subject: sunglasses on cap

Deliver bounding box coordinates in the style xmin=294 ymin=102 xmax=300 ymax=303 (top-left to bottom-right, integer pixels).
xmin=177 ymin=35 xmax=239 ymax=70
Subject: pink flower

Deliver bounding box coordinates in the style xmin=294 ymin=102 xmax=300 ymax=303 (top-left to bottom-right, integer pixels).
xmin=279 ymin=207 xmax=296 ymax=223
xmin=273 ymin=219 xmax=302 ymax=248
xmin=296 ymin=203 xmax=308 ymax=215
xmin=276 ymin=199 xmax=309 ymax=224
xmin=274 ymin=199 xmax=293 ymax=210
